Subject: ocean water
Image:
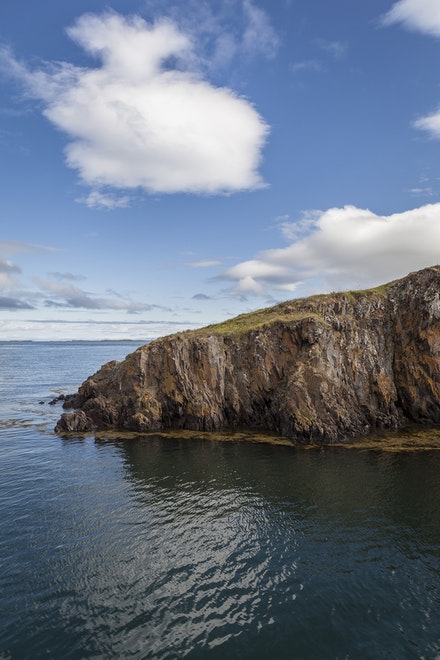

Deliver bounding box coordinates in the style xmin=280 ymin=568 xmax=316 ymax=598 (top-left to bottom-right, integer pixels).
xmin=1 ymin=341 xmax=440 ymax=659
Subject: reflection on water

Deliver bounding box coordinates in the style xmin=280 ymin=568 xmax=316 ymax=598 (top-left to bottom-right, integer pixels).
xmin=2 ymin=431 xmax=439 ymax=659
xmin=116 ymin=438 xmax=440 ymax=659
xmin=1 ymin=343 xmax=440 ymax=658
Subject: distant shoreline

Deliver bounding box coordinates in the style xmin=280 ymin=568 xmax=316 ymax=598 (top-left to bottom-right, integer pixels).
xmin=0 ymin=339 xmax=148 ymax=344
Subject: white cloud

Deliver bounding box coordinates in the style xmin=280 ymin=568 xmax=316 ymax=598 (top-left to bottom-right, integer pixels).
xmin=290 ymin=40 xmax=346 ymax=76
xmin=414 ymin=110 xmax=440 ymax=139
xmin=382 ymin=0 xmax=440 ymax=37
xmin=0 ymin=259 xmax=21 ymax=288
xmin=0 ymin=241 xmax=55 ymax=296
xmin=278 ymin=210 xmax=319 ymax=240
xmin=190 ymin=259 xmax=222 ymax=268
xmin=242 ymin=0 xmax=279 ymax=59
xmin=146 ymin=0 xmax=278 ymax=68
xmin=192 ymin=293 xmax=212 ymax=300
xmin=222 ymin=203 xmax=440 ymax=296
xmin=409 ymin=186 xmax=435 ymax=197
xmin=77 ymin=190 xmax=130 ymax=209
xmin=235 ymin=274 xmax=264 ymax=294
xmin=36 ymin=277 xmax=151 ymax=312
xmin=290 ymin=60 xmax=322 ymax=74
xmin=0 ymin=240 xmax=155 ymax=316
xmin=48 ymin=272 xmax=87 ymax=282
xmin=2 ymin=12 xmax=268 ymax=195
xmin=317 ymin=39 xmax=347 ymax=59
xmin=0 ymin=296 xmax=34 ymax=310
xmin=0 ymin=239 xmax=54 ymax=257
xmin=381 ymin=1 xmax=440 ymax=142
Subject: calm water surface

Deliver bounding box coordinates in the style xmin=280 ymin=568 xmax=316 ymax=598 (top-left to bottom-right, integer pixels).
xmin=0 ymin=342 xmax=439 ymax=659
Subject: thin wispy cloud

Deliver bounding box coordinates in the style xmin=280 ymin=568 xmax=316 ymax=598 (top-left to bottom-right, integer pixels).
xmin=192 ymin=293 xmax=212 ymax=300
xmin=242 ymin=0 xmax=279 ymax=60
xmin=0 ymin=296 xmax=34 ymax=310
xmin=146 ymin=0 xmax=279 ymax=69
xmin=0 ymin=240 xmax=54 ymax=257
xmin=290 ymin=59 xmax=322 ymax=74
xmin=1 ymin=11 xmax=269 ymax=196
xmin=0 ymin=259 xmax=21 ymax=288
xmin=0 ymin=241 xmax=152 ymax=315
xmin=0 ymin=241 xmax=55 ymax=300
xmin=48 ymin=272 xmax=87 ymax=282
xmin=77 ymin=190 xmax=131 ymax=210
xmin=190 ymin=259 xmax=222 ymax=268
xmin=290 ymin=39 xmax=346 ymax=76
xmin=221 ymin=203 xmax=440 ymax=296
xmin=317 ymin=39 xmax=347 ymax=59
xmin=37 ymin=277 xmax=151 ymax=313
xmin=408 ymin=187 xmax=435 ymax=197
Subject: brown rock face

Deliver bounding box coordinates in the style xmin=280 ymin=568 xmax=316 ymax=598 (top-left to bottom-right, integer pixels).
xmin=55 ymin=266 xmax=440 ymax=441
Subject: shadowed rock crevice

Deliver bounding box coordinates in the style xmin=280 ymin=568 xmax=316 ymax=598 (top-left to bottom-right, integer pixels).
xmin=56 ymin=266 xmax=440 ymax=442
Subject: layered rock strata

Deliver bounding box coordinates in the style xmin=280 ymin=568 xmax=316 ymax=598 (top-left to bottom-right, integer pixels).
xmin=55 ymin=266 xmax=440 ymax=441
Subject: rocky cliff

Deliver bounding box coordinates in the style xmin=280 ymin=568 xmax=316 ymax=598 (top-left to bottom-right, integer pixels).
xmin=55 ymin=266 xmax=440 ymax=441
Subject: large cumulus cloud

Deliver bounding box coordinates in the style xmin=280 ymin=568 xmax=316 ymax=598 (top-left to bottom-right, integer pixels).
xmin=222 ymin=203 xmax=440 ymax=296
xmin=2 ymin=12 xmax=268 ymax=195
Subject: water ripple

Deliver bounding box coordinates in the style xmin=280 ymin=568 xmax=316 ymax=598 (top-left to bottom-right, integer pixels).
xmin=1 ymin=400 xmax=440 ymax=657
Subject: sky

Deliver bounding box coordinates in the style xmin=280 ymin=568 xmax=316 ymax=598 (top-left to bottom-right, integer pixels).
xmin=1 ymin=0 xmax=440 ymax=340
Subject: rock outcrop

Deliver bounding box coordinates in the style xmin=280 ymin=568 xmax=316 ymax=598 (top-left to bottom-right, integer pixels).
xmin=55 ymin=266 xmax=440 ymax=441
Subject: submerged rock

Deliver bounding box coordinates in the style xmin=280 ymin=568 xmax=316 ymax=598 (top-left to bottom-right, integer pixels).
xmin=49 ymin=394 xmax=65 ymax=406
xmin=55 ymin=266 xmax=440 ymax=442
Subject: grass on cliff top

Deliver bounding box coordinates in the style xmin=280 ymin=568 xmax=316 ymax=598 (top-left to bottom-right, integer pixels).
xmin=191 ymin=282 xmax=390 ymax=338
xmin=345 ymin=283 xmax=390 ymax=300
xmin=197 ymin=308 xmax=323 ymax=337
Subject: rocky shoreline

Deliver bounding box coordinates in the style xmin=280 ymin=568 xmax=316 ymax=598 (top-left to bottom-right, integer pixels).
xmin=55 ymin=266 xmax=440 ymax=443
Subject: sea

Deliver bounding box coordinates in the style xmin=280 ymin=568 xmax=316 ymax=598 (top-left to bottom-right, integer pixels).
xmin=1 ymin=340 xmax=440 ymax=659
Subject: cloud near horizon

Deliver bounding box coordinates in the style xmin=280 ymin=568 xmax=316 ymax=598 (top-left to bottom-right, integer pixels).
xmin=0 ymin=296 xmax=34 ymax=310
xmin=0 ymin=240 xmax=55 ymax=301
xmin=37 ymin=278 xmax=151 ymax=313
xmin=221 ymin=203 xmax=440 ymax=296
xmin=2 ymin=12 xmax=268 ymax=196
xmin=0 ymin=259 xmax=21 ymax=289
xmin=0 ymin=318 xmax=199 ymax=341
xmin=190 ymin=259 xmax=222 ymax=268
xmin=0 ymin=245 xmax=152 ymax=313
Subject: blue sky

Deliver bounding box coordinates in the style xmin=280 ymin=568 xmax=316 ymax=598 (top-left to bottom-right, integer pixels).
xmin=1 ymin=0 xmax=440 ymax=340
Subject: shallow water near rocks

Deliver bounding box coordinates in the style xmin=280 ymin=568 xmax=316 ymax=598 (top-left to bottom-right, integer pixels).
xmin=1 ymin=341 xmax=440 ymax=659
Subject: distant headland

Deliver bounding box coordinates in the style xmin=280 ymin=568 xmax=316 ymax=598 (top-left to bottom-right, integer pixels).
xmin=55 ymin=266 xmax=440 ymax=443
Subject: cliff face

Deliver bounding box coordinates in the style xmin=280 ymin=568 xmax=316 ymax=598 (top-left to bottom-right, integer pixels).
xmin=55 ymin=266 xmax=440 ymax=441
